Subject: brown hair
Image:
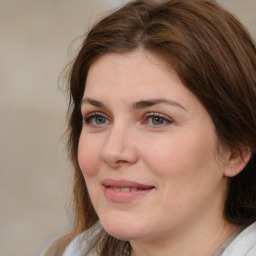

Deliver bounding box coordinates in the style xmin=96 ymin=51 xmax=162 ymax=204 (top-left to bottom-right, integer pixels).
xmin=48 ymin=0 xmax=256 ymax=255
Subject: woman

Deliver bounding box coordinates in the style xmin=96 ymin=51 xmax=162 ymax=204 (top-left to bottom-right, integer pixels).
xmin=42 ymin=0 xmax=256 ymax=255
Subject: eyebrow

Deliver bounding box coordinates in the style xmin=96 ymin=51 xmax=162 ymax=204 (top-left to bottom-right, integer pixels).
xmin=81 ymin=97 xmax=187 ymax=111
xmin=81 ymin=98 xmax=107 ymax=109
xmin=133 ymin=98 xmax=187 ymax=111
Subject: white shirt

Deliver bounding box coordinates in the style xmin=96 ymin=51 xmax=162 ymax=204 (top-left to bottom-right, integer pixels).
xmin=63 ymin=222 xmax=256 ymax=256
xmin=220 ymin=222 xmax=256 ymax=256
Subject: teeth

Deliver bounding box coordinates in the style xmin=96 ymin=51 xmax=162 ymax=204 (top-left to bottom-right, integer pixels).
xmin=112 ymin=187 xmax=136 ymax=192
xmin=120 ymin=188 xmax=130 ymax=192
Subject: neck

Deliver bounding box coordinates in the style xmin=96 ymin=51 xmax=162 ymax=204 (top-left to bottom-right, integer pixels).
xmin=130 ymin=219 xmax=238 ymax=256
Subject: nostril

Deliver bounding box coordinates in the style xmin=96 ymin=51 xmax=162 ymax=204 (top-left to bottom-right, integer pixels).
xmin=101 ymin=144 xmax=138 ymax=167
xmin=116 ymin=160 xmax=129 ymax=164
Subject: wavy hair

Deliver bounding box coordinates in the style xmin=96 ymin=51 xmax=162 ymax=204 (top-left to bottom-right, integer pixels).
xmin=44 ymin=0 xmax=256 ymax=255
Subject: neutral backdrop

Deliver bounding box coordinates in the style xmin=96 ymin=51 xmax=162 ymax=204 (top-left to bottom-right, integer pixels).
xmin=0 ymin=1 xmax=255 ymax=256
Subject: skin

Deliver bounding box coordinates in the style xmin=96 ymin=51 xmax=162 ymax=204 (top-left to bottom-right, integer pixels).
xmin=78 ymin=50 xmax=247 ymax=256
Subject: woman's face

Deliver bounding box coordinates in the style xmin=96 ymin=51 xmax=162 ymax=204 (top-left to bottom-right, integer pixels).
xmin=78 ymin=50 xmax=230 ymax=243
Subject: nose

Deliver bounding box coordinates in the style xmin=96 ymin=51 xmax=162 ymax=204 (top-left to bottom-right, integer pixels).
xmin=100 ymin=124 xmax=138 ymax=168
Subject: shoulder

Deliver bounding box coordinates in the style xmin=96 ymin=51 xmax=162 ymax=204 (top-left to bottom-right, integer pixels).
xmin=62 ymin=227 xmax=100 ymax=256
xmin=222 ymin=222 xmax=256 ymax=256
xmin=41 ymin=224 xmax=101 ymax=256
xmin=62 ymin=231 xmax=90 ymax=256
xmin=40 ymin=232 xmax=91 ymax=256
xmin=40 ymin=235 xmax=71 ymax=256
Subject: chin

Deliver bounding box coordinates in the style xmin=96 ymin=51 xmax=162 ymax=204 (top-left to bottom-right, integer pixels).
xmin=105 ymin=226 xmax=144 ymax=241
xmin=100 ymin=212 xmax=147 ymax=241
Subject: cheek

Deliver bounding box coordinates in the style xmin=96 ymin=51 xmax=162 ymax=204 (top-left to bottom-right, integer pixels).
xmin=143 ymin=131 xmax=220 ymax=184
xmin=142 ymin=134 xmax=225 ymax=219
xmin=78 ymin=135 xmax=101 ymax=177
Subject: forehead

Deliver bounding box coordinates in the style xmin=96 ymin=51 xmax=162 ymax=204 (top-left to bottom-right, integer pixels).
xmin=84 ymin=50 xmax=184 ymax=97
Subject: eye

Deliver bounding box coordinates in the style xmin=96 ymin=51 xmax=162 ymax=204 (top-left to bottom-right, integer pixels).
xmin=83 ymin=112 xmax=111 ymax=127
xmin=145 ymin=113 xmax=172 ymax=127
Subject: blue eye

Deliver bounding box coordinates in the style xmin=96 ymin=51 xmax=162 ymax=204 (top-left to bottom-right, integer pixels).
xmin=146 ymin=113 xmax=172 ymax=127
xmin=149 ymin=116 xmax=165 ymax=125
xmin=84 ymin=113 xmax=110 ymax=127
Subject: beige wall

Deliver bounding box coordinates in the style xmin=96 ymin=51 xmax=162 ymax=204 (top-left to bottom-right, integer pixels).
xmin=0 ymin=1 xmax=255 ymax=256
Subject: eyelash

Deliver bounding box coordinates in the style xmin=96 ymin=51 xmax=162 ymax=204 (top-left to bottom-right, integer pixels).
xmin=83 ymin=112 xmax=110 ymax=126
xmin=82 ymin=112 xmax=173 ymax=128
xmin=144 ymin=112 xmax=173 ymax=127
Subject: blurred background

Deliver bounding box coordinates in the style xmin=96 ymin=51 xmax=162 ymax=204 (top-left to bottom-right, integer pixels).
xmin=0 ymin=1 xmax=255 ymax=256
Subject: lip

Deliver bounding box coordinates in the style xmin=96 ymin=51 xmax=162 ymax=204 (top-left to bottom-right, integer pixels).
xmin=102 ymin=179 xmax=155 ymax=203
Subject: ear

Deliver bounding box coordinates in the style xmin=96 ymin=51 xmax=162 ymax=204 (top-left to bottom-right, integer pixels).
xmin=224 ymin=148 xmax=252 ymax=177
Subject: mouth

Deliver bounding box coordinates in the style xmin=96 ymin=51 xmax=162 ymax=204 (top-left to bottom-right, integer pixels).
xmin=111 ymin=187 xmax=146 ymax=192
xmin=102 ymin=179 xmax=155 ymax=203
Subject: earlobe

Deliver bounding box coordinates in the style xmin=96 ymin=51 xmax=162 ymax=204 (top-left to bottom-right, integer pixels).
xmin=224 ymin=148 xmax=252 ymax=177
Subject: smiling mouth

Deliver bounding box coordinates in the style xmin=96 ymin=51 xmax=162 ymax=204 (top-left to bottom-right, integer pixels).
xmin=111 ymin=187 xmax=146 ymax=192
xmin=102 ymin=179 xmax=155 ymax=202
